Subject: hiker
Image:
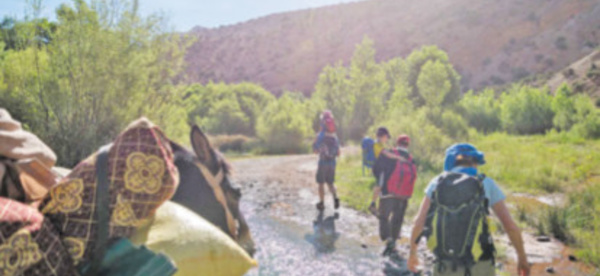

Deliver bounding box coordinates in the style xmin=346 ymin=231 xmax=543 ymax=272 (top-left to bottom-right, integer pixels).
xmin=365 ymin=127 xmax=390 ymax=215
xmin=313 ymin=110 xmax=340 ymax=210
xmin=408 ymin=143 xmax=530 ymax=276
xmin=361 ymin=127 xmax=390 ymax=175
xmin=365 ymin=127 xmax=409 ymax=216
xmin=372 ymin=135 xmax=417 ymax=256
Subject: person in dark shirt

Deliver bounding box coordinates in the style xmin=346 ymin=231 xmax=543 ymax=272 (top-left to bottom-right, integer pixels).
xmin=313 ymin=112 xmax=341 ymax=211
xmin=373 ymin=135 xmax=416 ymax=256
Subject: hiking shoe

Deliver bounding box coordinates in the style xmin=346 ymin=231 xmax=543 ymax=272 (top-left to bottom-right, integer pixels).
xmin=334 ymin=198 xmax=340 ymax=209
xmin=382 ymin=241 xmax=397 ymax=257
xmin=316 ymin=202 xmax=325 ymax=211
xmin=368 ymin=202 xmax=379 ymax=217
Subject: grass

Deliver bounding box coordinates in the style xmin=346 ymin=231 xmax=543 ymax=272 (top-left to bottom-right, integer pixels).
xmin=334 ymin=132 xmax=600 ymax=267
xmin=476 ymin=133 xmax=600 ymax=266
xmin=475 ymin=132 xmax=599 ymax=193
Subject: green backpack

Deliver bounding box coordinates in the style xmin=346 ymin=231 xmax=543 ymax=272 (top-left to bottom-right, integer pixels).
xmin=421 ymin=172 xmax=495 ymax=275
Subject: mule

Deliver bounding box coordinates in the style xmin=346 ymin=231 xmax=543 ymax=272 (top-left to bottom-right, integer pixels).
xmin=169 ymin=125 xmax=256 ymax=256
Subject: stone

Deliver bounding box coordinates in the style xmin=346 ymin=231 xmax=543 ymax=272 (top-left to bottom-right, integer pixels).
xmin=537 ymin=235 xmax=551 ymax=242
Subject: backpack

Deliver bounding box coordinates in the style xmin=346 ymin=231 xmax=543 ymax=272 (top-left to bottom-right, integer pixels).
xmin=318 ymin=135 xmax=338 ymax=161
xmin=385 ymin=150 xmax=417 ymax=198
xmin=323 ymin=118 xmax=336 ymax=133
xmin=361 ymin=137 xmax=376 ymax=170
xmin=422 ymin=172 xmax=495 ymax=275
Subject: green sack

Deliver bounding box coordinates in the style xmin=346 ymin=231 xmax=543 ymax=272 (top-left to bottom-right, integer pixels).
xmin=78 ymin=238 xmax=176 ymax=276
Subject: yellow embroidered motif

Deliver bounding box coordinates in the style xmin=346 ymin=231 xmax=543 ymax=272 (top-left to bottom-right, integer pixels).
xmin=124 ymin=152 xmax=165 ymax=194
xmin=0 ymin=231 xmax=42 ymax=276
xmin=42 ymin=179 xmax=84 ymax=214
xmin=63 ymin=237 xmax=85 ymax=263
xmin=112 ymin=195 xmax=139 ymax=227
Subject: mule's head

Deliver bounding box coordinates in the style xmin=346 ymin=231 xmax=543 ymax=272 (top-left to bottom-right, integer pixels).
xmin=170 ymin=125 xmax=255 ymax=256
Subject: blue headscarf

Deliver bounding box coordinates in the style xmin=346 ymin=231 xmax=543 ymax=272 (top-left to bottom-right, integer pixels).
xmin=444 ymin=143 xmax=486 ymax=171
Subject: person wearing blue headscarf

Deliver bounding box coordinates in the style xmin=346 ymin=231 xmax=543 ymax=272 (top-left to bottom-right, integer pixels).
xmin=408 ymin=143 xmax=530 ymax=276
xmin=443 ymin=143 xmax=486 ymax=171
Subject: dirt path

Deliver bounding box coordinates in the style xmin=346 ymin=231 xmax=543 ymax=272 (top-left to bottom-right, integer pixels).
xmin=232 ymin=154 xmax=593 ymax=276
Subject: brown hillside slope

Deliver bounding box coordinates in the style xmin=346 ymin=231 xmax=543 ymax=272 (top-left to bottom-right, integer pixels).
xmin=185 ymin=0 xmax=600 ymax=95
xmin=547 ymin=49 xmax=600 ymax=99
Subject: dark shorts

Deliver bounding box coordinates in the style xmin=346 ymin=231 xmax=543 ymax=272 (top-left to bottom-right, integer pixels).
xmin=316 ymin=164 xmax=336 ymax=184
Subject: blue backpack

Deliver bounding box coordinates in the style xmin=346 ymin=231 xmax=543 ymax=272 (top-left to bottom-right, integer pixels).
xmin=361 ymin=137 xmax=376 ymax=174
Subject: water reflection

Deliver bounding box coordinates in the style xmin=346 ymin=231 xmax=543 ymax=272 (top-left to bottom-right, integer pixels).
xmin=305 ymin=211 xmax=340 ymax=253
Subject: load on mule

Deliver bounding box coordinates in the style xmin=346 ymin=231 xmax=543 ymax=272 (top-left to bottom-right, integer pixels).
xmin=0 ymin=109 xmax=256 ymax=276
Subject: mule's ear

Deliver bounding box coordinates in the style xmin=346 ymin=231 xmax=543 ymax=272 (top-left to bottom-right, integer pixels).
xmin=190 ymin=125 xmax=215 ymax=165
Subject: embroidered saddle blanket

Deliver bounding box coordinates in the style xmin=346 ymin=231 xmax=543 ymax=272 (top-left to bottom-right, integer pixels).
xmin=0 ymin=118 xmax=179 ymax=275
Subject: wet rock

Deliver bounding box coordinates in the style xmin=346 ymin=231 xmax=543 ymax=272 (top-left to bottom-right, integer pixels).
xmin=361 ymin=244 xmax=367 ymax=249
xmin=568 ymin=255 xmax=578 ymax=262
xmin=546 ymin=266 xmax=555 ymax=273
xmin=537 ymin=235 xmax=551 ymax=242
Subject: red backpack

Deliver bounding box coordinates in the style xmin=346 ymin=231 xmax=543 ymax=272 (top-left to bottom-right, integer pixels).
xmin=323 ymin=117 xmax=336 ymax=133
xmin=386 ymin=151 xmax=417 ymax=197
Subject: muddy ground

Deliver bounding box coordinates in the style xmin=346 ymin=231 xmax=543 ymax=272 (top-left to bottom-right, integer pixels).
xmin=232 ymin=154 xmax=594 ymax=276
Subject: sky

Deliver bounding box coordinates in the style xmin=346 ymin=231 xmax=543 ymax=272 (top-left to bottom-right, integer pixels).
xmin=0 ymin=0 xmax=354 ymax=31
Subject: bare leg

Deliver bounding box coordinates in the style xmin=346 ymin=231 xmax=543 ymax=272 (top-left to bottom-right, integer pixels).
xmin=327 ymin=183 xmax=338 ymax=199
xmin=371 ymin=186 xmax=381 ymax=204
xmin=318 ymin=183 xmax=325 ymax=202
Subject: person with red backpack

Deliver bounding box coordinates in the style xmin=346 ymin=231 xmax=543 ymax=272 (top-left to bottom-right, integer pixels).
xmin=372 ymin=135 xmax=417 ymax=256
xmin=313 ymin=110 xmax=341 ymax=211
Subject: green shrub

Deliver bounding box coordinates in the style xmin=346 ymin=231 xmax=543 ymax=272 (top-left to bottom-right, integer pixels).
xmin=552 ymin=83 xmax=577 ymax=131
xmin=572 ymin=113 xmax=600 ymax=139
xmin=425 ymin=108 xmax=472 ymax=140
xmin=209 ymin=135 xmax=257 ymax=153
xmin=376 ymin=109 xmax=451 ymax=168
xmin=202 ymin=99 xmax=251 ymax=135
xmin=186 ymin=82 xmax=275 ymax=136
xmin=569 ymin=184 xmax=600 ymax=266
xmin=555 ymin=36 xmax=568 ymax=50
xmin=459 ymin=89 xmax=502 ymax=133
xmin=256 ymin=93 xmax=313 ymax=154
xmin=500 ymin=86 xmax=554 ymax=134
xmin=544 ymin=206 xmax=575 ymax=243
xmin=570 ymin=95 xmax=600 ymax=139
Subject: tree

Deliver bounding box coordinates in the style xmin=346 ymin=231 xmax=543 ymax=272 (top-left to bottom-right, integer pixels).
xmin=571 ymin=94 xmax=600 ymax=139
xmin=313 ymin=63 xmax=353 ymax=141
xmin=500 ymin=86 xmax=554 ymax=135
xmin=0 ymin=0 xmax=190 ymax=166
xmin=459 ymin=89 xmax=502 ymax=133
xmin=552 ymin=83 xmax=577 ymax=131
xmin=382 ymin=57 xmax=408 ymax=106
xmin=347 ymin=36 xmax=389 ymax=140
xmin=205 ymin=99 xmax=251 ymax=135
xmin=407 ymin=45 xmax=461 ymax=107
xmin=417 ymin=59 xmax=451 ymax=107
xmin=256 ymin=93 xmax=312 ymax=153
xmin=185 ymin=82 xmax=275 ymax=136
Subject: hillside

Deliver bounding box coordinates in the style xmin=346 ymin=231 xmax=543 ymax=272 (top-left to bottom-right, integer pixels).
xmin=184 ymin=0 xmax=600 ymax=96
xmin=547 ymin=49 xmax=600 ymax=99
